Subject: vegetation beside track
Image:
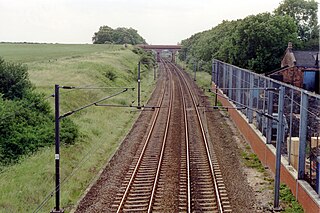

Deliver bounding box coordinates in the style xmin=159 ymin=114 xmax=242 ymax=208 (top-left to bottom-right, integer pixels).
xmin=0 ymin=43 xmax=156 ymax=212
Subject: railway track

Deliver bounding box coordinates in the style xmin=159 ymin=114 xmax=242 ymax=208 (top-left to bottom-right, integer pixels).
xmin=109 ymin=60 xmax=231 ymax=212
xmin=170 ymin=61 xmax=232 ymax=212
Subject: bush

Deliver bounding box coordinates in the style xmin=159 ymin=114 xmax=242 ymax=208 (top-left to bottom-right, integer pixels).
xmin=0 ymin=92 xmax=79 ymax=164
xmin=104 ymin=70 xmax=117 ymax=81
xmin=0 ymin=59 xmax=79 ymax=165
xmin=60 ymin=118 xmax=79 ymax=145
xmin=132 ymin=47 xmax=156 ymax=69
xmin=0 ymin=58 xmax=31 ymax=100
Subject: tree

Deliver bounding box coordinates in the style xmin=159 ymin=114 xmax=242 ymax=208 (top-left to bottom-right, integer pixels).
xmin=92 ymin=26 xmax=146 ymax=45
xmin=0 ymin=58 xmax=31 ymax=100
xmin=231 ymin=13 xmax=299 ymax=72
xmin=274 ymin=0 xmax=319 ymax=42
xmin=180 ymin=13 xmax=299 ymax=73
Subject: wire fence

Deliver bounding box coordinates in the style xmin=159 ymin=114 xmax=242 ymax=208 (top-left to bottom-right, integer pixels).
xmin=212 ymin=59 xmax=320 ymax=194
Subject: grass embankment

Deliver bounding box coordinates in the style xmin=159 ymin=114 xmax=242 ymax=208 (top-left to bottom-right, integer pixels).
xmin=179 ymin=61 xmax=303 ymax=212
xmin=0 ymin=44 xmax=155 ymax=212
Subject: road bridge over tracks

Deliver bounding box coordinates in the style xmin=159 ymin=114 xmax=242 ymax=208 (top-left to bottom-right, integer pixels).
xmin=137 ymin=44 xmax=182 ymax=62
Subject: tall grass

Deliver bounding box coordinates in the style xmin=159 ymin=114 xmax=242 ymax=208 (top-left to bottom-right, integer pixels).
xmin=0 ymin=44 xmax=155 ymax=212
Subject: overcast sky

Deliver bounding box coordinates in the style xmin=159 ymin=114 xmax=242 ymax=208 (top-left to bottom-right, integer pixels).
xmin=0 ymin=0 xmax=316 ymax=44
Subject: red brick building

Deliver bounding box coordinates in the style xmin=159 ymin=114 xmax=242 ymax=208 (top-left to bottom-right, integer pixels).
xmin=270 ymin=42 xmax=319 ymax=93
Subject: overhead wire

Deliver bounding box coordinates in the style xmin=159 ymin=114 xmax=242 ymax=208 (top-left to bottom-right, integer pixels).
xmin=33 ymin=88 xmax=131 ymax=212
xmin=285 ymin=94 xmax=320 ymax=121
xmin=33 ymin=135 xmax=108 ymax=213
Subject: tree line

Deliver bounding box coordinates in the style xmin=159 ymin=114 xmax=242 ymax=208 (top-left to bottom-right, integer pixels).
xmin=179 ymin=0 xmax=319 ymax=73
xmin=92 ymin=26 xmax=146 ymax=45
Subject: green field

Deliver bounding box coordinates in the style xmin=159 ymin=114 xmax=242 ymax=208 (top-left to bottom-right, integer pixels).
xmin=0 ymin=43 xmax=156 ymax=212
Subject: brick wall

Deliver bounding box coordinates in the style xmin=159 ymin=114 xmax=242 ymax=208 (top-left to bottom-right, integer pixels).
xmin=281 ymin=67 xmax=304 ymax=88
xmin=212 ymin=83 xmax=320 ymax=213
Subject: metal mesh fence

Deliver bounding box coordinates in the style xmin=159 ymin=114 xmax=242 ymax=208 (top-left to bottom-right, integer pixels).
xmin=212 ymin=59 xmax=320 ymax=193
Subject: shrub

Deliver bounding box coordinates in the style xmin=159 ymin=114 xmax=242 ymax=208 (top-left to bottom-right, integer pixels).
xmin=0 ymin=59 xmax=79 ymax=165
xmin=0 ymin=57 xmax=31 ymax=100
xmin=105 ymin=70 xmax=117 ymax=81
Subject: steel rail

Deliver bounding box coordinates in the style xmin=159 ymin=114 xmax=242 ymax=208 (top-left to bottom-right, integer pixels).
xmin=147 ymin=59 xmax=174 ymax=212
xmin=173 ymin=62 xmax=192 ymax=213
xmin=171 ymin=62 xmax=224 ymax=213
xmin=115 ymin=63 xmax=168 ymax=213
xmin=116 ymin=59 xmax=173 ymax=213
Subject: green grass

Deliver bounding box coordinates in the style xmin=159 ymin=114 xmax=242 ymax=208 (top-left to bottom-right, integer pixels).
xmin=241 ymin=151 xmax=266 ymax=173
xmin=0 ymin=43 xmax=122 ymax=63
xmin=176 ymin=60 xmax=222 ymax=107
xmin=0 ymin=44 xmax=155 ymax=212
xmin=280 ymin=184 xmax=304 ymax=213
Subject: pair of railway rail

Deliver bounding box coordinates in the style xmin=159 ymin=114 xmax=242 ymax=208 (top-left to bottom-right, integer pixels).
xmin=110 ymin=60 xmax=232 ymax=212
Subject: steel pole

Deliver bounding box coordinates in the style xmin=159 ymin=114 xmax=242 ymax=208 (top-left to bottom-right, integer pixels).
xmin=274 ymin=86 xmax=285 ymax=209
xmin=266 ymin=80 xmax=274 ymax=144
xmin=138 ymin=61 xmax=141 ymax=108
xmin=317 ymin=155 xmax=320 ymax=194
xmin=193 ymin=62 xmax=196 ymax=81
xmin=298 ymin=91 xmax=308 ymax=179
xmin=288 ymin=90 xmax=294 ymax=165
xmin=52 ymin=84 xmax=63 ymax=213
xmin=214 ymin=61 xmax=219 ymax=107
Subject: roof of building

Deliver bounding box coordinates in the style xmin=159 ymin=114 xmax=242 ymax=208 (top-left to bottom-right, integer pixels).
xmin=292 ymin=50 xmax=319 ymax=67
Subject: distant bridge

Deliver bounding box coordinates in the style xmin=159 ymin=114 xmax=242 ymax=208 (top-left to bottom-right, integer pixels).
xmin=137 ymin=44 xmax=183 ymax=62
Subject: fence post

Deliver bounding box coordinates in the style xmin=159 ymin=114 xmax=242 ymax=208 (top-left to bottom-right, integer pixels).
xmin=248 ymin=74 xmax=254 ymax=123
xmin=298 ymin=91 xmax=308 ymax=179
xmin=274 ymin=86 xmax=285 ymax=209
xmin=317 ymin=156 xmax=320 ymax=194
xmin=288 ymin=90 xmax=294 ymax=165
xmin=261 ymin=79 xmax=266 ymax=132
xmin=212 ymin=60 xmax=215 ymax=83
xmin=241 ymin=72 xmax=245 ymax=106
xmin=266 ymin=80 xmax=274 ymax=144
xmin=222 ymin=63 xmax=226 ymax=92
xmin=236 ymin=69 xmax=241 ymax=108
xmin=228 ymin=66 xmax=233 ymax=100
xmin=214 ymin=61 xmax=220 ymax=107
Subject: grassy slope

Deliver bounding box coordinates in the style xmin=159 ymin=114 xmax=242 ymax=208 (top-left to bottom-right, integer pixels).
xmin=0 ymin=44 xmax=155 ymax=212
